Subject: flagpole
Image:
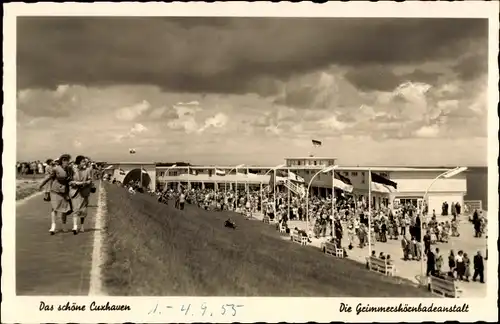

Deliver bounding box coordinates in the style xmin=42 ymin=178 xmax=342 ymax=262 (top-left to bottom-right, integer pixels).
xmin=287 ymin=167 xmax=290 ymax=222
xmin=332 ymin=170 xmax=335 ymax=237
xmin=260 ymin=181 xmax=263 ymax=215
xmin=273 ymin=168 xmax=277 ymax=218
xmin=368 ymin=168 xmax=372 ymax=257
xmin=246 ymin=167 xmax=249 ymax=205
xmin=140 ymin=163 xmax=143 ymax=188
xmin=187 ymin=166 xmax=190 ymax=191
xmin=235 ymin=167 xmax=239 ymax=202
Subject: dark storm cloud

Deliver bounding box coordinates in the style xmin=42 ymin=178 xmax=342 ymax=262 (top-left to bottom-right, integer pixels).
xmin=403 ymin=69 xmax=442 ymax=85
xmin=452 ymin=53 xmax=488 ymax=81
xmin=344 ymin=65 xmax=403 ymax=92
xmin=17 ymin=17 xmax=487 ymax=94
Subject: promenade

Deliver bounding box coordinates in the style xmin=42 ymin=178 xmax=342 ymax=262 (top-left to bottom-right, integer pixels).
xmin=16 ymin=188 xmax=99 ymax=295
xmin=251 ymin=212 xmax=487 ymax=297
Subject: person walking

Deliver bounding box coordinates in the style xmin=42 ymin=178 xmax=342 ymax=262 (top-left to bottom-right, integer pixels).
xmin=448 ymin=250 xmax=456 ymax=276
xmin=455 ymin=250 xmax=465 ymax=281
xmin=435 ymin=248 xmax=443 ymax=274
xmin=69 ymin=155 xmax=93 ymax=234
xmin=426 ymin=248 xmax=436 ymax=277
xmin=473 ymin=251 xmax=485 ymax=283
xmin=38 ymin=154 xmax=73 ymax=235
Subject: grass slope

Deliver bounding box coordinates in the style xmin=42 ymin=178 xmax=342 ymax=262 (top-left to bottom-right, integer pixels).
xmin=16 ymin=178 xmax=43 ymax=201
xmin=103 ymin=183 xmax=430 ymax=297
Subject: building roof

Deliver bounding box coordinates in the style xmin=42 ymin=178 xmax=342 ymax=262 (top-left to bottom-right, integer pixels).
xmin=285 ymin=157 xmax=337 ymax=160
xmin=156 ymin=165 xmax=453 ymax=172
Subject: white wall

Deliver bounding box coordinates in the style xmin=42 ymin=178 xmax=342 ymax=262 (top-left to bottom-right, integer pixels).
xmin=428 ymin=193 xmax=464 ymax=215
xmin=390 ymin=171 xmax=467 ymax=193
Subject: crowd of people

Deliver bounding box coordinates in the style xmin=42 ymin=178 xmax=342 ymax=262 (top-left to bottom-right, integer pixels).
xmin=152 ymin=184 xmax=487 ymax=286
xmin=73 ymin=174 xmax=489 ymax=287
xmin=17 ymin=160 xmax=52 ymax=176
xmin=37 ymin=154 xmax=99 ymax=235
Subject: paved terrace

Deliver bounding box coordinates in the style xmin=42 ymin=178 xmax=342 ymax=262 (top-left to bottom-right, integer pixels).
xmin=250 ymin=212 xmax=487 ymax=298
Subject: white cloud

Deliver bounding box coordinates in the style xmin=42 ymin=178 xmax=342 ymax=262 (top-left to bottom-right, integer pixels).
xmin=115 ymin=100 xmax=151 ymax=121
xmin=166 ymin=102 xmax=205 ymax=133
xmin=167 ymin=118 xmax=199 ymax=133
xmin=265 ymin=124 xmax=282 ymax=135
xmin=113 ymin=123 xmax=149 ymax=142
xmin=55 ymin=84 xmax=70 ymax=97
xmin=414 ymin=125 xmax=440 ymax=138
xmin=393 ymin=81 xmax=432 ymax=99
xmin=435 ymin=83 xmax=460 ymax=97
xmin=198 ymin=113 xmax=228 ymax=133
xmin=130 ymin=123 xmax=148 ymax=135
xmin=317 ymin=115 xmax=349 ymax=130
xmin=17 ymin=89 xmax=32 ymax=103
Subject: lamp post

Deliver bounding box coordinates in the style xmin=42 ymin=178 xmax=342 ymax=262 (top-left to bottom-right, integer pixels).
xmin=306 ymin=165 xmax=338 ymax=237
xmin=419 ymin=167 xmax=468 ymax=286
xmin=225 ymin=164 xmax=244 ymax=210
xmin=368 ymin=168 xmax=372 ymax=257
xmin=263 ymin=164 xmax=285 ymax=218
xmin=162 ymin=164 xmax=177 ymax=193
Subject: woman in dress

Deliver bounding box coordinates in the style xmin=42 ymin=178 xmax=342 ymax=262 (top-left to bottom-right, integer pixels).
xmin=448 ymin=250 xmax=456 ymax=277
xmin=38 ymin=154 xmax=72 ymax=235
xmin=69 ymin=155 xmax=93 ymax=234
xmin=463 ymin=253 xmax=471 ymax=282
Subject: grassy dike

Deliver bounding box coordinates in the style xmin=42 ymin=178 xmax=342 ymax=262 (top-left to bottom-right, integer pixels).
xmin=102 ymin=183 xmax=430 ymax=297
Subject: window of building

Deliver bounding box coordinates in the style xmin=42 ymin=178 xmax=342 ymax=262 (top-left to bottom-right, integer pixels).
xmin=351 ymin=172 xmax=358 ymax=177
xmin=298 ymin=160 xmax=301 ymax=166
xmin=313 ymin=160 xmax=317 ymax=165
xmin=343 ymin=172 xmax=348 ymax=176
xmin=170 ymin=171 xmax=178 ymax=176
xmin=361 ymin=172 xmax=365 ymax=177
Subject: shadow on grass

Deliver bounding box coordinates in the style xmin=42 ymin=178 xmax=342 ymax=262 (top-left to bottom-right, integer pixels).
xmin=102 ymin=183 xmax=432 ymax=297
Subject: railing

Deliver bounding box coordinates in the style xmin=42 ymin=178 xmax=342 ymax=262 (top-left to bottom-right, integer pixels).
xmin=284 ymin=179 xmax=306 ymax=197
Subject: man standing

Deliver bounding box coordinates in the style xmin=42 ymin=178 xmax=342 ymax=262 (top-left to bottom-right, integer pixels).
xmin=426 ymin=248 xmax=436 ymax=277
xmin=423 ymin=230 xmax=432 ymax=255
xmin=473 ymin=251 xmax=485 ymax=283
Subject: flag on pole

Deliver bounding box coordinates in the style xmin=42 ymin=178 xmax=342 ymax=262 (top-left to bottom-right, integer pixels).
xmin=312 ymin=139 xmax=322 ymax=147
xmin=215 ymin=169 xmax=226 ymax=176
xmin=333 ymin=172 xmax=353 ymax=193
xmin=129 ymin=148 xmax=136 ymax=154
xmin=247 ymin=170 xmax=259 ymax=177
xmin=104 ymin=165 xmax=114 ymax=170
xmin=288 ymin=171 xmax=305 ymax=183
xmin=370 ymin=172 xmax=398 ymax=193
xmin=141 ymin=168 xmax=148 ymax=174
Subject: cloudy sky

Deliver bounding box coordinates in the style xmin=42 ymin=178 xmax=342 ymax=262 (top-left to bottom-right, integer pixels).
xmin=16 ymin=17 xmax=488 ymax=166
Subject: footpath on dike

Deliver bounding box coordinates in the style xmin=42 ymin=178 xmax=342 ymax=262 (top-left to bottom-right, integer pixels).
xmin=16 ymin=186 xmax=101 ymax=295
